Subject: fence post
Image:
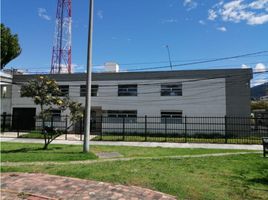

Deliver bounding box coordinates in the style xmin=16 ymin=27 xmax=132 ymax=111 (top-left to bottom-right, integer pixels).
xmin=17 ymin=115 xmax=20 ymax=138
xmin=100 ymin=115 xmax=103 ymax=140
xmin=224 ymin=116 xmax=228 ymax=144
xmin=145 ymin=115 xmax=147 ymax=141
xmin=122 ymin=117 xmax=125 ymax=141
xmin=51 ymin=116 xmax=54 ymax=129
xmin=2 ymin=113 xmax=6 ymax=132
xmin=79 ymin=117 xmax=82 ymax=141
xmin=65 ymin=115 xmax=68 ymax=140
xmin=184 ymin=116 xmax=187 ymax=143
xmin=165 ymin=117 xmax=167 ymax=142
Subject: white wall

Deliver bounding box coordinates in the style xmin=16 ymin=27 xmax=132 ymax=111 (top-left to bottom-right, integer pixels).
xmin=11 ymin=78 xmax=226 ymax=117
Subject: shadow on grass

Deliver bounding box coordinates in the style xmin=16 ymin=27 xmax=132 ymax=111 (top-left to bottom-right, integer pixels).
xmin=248 ymin=178 xmax=268 ymax=186
xmin=1 ymin=146 xmax=64 ymax=154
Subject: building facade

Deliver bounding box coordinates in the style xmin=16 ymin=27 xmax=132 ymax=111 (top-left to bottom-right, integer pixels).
xmin=0 ymin=68 xmax=253 ymax=133
xmin=8 ymin=68 xmax=251 ymax=117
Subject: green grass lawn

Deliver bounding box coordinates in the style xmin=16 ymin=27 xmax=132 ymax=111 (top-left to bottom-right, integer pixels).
xmin=92 ymin=135 xmax=262 ymax=144
xmin=18 ymin=132 xmax=263 ymax=144
xmin=1 ymin=153 xmax=267 ymax=200
xmin=1 ymin=142 xmax=254 ymax=162
xmin=18 ymin=131 xmax=45 ymax=139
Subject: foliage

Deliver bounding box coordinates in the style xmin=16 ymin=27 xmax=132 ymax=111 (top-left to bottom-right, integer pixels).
xmin=1 ymin=23 xmax=22 ymax=69
xmin=251 ymin=100 xmax=268 ymax=110
xmin=58 ymin=98 xmax=84 ymax=129
xmin=20 ymin=76 xmax=83 ymax=149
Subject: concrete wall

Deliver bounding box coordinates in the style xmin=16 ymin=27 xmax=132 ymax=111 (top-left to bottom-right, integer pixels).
xmin=9 ymin=69 xmax=252 ymax=133
xmin=11 ymin=78 xmax=226 ymax=117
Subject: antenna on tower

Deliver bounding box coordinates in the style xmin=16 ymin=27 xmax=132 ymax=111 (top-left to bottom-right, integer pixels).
xmin=51 ymin=0 xmax=72 ymax=74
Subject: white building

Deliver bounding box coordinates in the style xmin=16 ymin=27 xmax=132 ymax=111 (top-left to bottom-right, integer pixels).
xmin=1 ymin=68 xmax=252 ymax=133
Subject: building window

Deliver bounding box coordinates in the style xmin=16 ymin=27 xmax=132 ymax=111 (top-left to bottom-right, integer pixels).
xmin=161 ymin=84 xmax=182 ymax=96
xmin=161 ymin=111 xmax=183 ymax=123
xmin=80 ymin=85 xmax=98 ymax=97
xmin=58 ymin=85 xmax=69 ymax=96
xmin=50 ymin=109 xmax=61 ymax=122
xmin=106 ymin=110 xmax=137 ymax=123
xmin=118 ymin=85 xmax=137 ymax=96
xmin=1 ymin=86 xmax=7 ymax=98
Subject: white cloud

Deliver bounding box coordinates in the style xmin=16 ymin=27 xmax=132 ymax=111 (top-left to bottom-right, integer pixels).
xmin=254 ymin=63 xmax=267 ymax=72
xmin=161 ymin=18 xmax=178 ymax=24
xmin=249 ymin=0 xmax=268 ymax=9
xmin=199 ymin=20 xmax=206 ymax=25
xmin=183 ymin=0 xmax=198 ymax=11
xmin=97 ymin=10 xmax=104 ymax=19
xmin=241 ymin=64 xmax=250 ymax=69
xmin=217 ymin=26 xmax=227 ymax=32
xmin=208 ymin=9 xmax=217 ymax=20
xmin=251 ymin=77 xmax=267 ymax=86
xmin=208 ymin=0 xmax=268 ymax=25
xmin=38 ymin=8 xmax=51 ymax=21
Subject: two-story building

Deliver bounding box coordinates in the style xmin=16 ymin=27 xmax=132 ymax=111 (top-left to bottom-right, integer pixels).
xmin=5 ymin=68 xmax=252 ymax=132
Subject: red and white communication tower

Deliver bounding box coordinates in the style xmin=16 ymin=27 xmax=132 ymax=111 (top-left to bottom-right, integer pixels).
xmin=50 ymin=0 xmax=72 ymax=74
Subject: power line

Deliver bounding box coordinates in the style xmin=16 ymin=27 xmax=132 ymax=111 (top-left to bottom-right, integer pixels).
xmin=128 ymin=51 xmax=268 ymax=71
xmin=6 ymin=50 xmax=268 ymax=72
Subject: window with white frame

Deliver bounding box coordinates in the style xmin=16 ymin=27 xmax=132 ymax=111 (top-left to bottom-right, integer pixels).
xmin=1 ymin=86 xmax=7 ymax=98
xmin=118 ymin=85 xmax=137 ymax=96
xmin=161 ymin=111 xmax=183 ymax=123
xmin=80 ymin=85 xmax=98 ymax=97
xmin=161 ymin=83 xmax=182 ymax=96
xmin=106 ymin=110 xmax=137 ymax=122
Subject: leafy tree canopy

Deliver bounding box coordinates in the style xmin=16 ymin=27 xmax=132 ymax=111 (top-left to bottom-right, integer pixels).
xmin=251 ymin=100 xmax=268 ymax=110
xmin=1 ymin=23 xmax=22 ymax=69
xmin=20 ymin=76 xmax=84 ymax=149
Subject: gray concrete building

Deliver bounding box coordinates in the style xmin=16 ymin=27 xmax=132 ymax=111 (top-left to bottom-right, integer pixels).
xmin=0 ymin=68 xmax=253 ymax=133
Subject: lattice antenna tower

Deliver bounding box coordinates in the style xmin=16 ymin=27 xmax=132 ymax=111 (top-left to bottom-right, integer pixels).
xmin=50 ymin=0 xmax=72 ymax=74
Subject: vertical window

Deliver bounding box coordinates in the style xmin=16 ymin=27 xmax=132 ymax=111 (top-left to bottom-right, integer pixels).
xmin=1 ymin=86 xmax=7 ymax=98
xmin=58 ymin=85 xmax=69 ymax=96
xmin=161 ymin=83 xmax=182 ymax=96
xmin=118 ymin=85 xmax=137 ymax=96
xmin=80 ymin=85 xmax=98 ymax=97
xmin=161 ymin=111 xmax=183 ymax=123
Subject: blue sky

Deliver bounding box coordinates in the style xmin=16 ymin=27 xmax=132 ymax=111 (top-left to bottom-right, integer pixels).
xmin=1 ymin=0 xmax=268 ymax=85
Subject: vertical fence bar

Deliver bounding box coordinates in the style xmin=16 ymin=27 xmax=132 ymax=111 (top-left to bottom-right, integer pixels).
xmin=165 ymin=117 xmax=167 ymax=142
xmin=184 ymin=116 xmax=187 ymax=143
xmin=122 ymin=117 xmax=125 ymax=141
xmin=79 ymin=117 xmax=83 ymax=141
xmin=65 ymin=115 xmax=68 ymax=140
xmin=224 ymin=116 xmax=228 ymax=144
xmin=2 ymin=113 xmax=6 ymax=132
xmin=100 ymin=115 xmax=103 ymax=140
xmin=16 ymin=115 xmax=20 ymax=138
xmin=145 ymin=115 xmax=147 ymax=141
xmin=51 ymin=116 xmax=54 ymax=129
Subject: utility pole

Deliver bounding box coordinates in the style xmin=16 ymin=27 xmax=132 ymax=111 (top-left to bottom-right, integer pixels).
xmin=166 ymin=45 xmax=173 ymax=70
xmin=84 ymin=0 xmax=94 ymax=152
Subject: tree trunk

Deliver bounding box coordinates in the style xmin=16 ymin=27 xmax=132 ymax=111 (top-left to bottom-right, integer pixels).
xmin=43 ymin=142 xmax=49 ymax=150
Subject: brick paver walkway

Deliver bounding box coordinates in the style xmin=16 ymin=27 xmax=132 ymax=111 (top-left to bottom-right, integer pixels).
xmin=1 ymin=173 xmax=176 ymax=200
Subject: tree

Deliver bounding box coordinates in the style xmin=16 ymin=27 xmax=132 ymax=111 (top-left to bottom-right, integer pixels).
xmin=251 ymin=100 xmax=268 ymax=110
xmin=21 ymin=76 xmax=83 ymax=149
xmin=1 ymin=23 xmax=22 ymax=69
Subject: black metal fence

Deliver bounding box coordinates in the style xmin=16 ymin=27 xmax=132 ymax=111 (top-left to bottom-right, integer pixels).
xmin=1 ymin=114 xmax=268 ymax=144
